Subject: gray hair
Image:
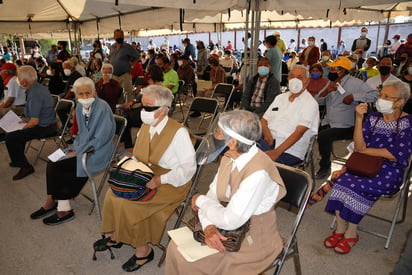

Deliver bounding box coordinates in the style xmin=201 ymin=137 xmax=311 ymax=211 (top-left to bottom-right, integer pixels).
xmin=141 ymin=85 xmax=174 ymax=108
xmin=63 ymin=59 xmax=75 ymax=68
xmin=17 ymin=65 xmax=37 ymax=83
xmin=384 ymin=80 xmax=411 ymax=107
xmin=292 ymin=64 xmax=310 ymax=79
xmin=219 ymin=110 xmax=262 ymax=153
xmin=72 ymin=77 xmax=96 ymax=96
xmin=101 ymin=62 xmax=114 ymax=72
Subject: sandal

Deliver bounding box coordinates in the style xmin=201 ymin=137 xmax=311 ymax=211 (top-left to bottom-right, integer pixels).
xmin=324 ymin=231 xmax=345 ymax=248
xmin=334 ymin=236 xmax=359 ymax=254
xmin=93 ymin=236 xmax=123 ymax=251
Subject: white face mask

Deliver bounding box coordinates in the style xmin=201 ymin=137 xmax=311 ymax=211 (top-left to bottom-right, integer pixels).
xmin=288 ymin=78 xmax=303 ymax=94
xmin=308 ymin=41 xmax=314 ymax=46
xmin=375 ymin=98 xmax=394 ymax=114
xmin=177 ymin=60 xmax=183 ymax=66
xmin=15 ymin=77 xmax=25 ymax=89
xmin=46 ymin=69 xmax=52 ymax=76
xmin=322 ymin=55 xmax=330 ymax=62
xmin=141 ymin=110 xmax=160 ymax=126
xmin=361 ymin=31 xmax=368 ymax=37
xmin=362 ymin=62 xmax=369 ymax=69
xmin=408 ymin=67 xmax=412 ymax=75
xmin=78 ymin=97 xmax=95 ymax=109
xmin=64 ymin=69 xmax=72 ymax=76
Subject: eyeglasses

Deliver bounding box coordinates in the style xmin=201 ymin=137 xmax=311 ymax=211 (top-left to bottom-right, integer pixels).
xmin=142 ymin=105 xmax=161 ymax=112
xmin=378 ymin=93 xmax=399 ymax=101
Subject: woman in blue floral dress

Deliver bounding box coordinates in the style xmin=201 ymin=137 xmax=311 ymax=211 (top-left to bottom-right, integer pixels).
xmin=324 ymin=80 xmax=412 ymax=254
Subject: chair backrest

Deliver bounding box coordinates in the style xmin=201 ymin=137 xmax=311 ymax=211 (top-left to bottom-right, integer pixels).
xmin=270 ymin=163 xmax=313 ymax=274
xmin=211 ymin=83 xmax=234 ymax=97
xmin=55 ymin=99 xmax=75 ymax=135
xmin=183 ymin=97 xmax=219 ymax=136
xmin=51 ymin=94 xmax=60 ymax=109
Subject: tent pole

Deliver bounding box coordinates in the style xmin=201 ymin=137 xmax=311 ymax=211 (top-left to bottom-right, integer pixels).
xmin=67 ymin=21 xmax=72 ymax=53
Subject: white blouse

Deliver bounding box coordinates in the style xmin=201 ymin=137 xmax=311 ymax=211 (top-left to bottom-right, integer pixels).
xmin=136 ymin=116 xmax=197 ymax=187
xmin=196 ymin=145 xmax=280 ymax=230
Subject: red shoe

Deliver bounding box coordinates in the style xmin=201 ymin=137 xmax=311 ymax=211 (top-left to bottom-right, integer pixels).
xmin=334 ymin=236 xmax=359 ymax=254
xmin=324 ymin=231 xmax=345 ymax=248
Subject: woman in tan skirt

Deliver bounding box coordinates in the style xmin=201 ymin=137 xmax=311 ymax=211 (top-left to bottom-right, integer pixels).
xmin=166 ymin=110 xmax=286 ymax=275
xmin=93 ymin=85 xmax=196 ymax=272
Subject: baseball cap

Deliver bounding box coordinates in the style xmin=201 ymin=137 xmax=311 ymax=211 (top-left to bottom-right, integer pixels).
xmin=328 ymin=56 xmax=352 ymax=71
xmin=348 ymin=53 xmax=359 ymax=62
xmin=392 ymin=34 xmax=400 ymax=39
xmin=0 ymin=62 xmax=17 ymax=72
xmin=274 ymin=31 xmax=281 ymax=36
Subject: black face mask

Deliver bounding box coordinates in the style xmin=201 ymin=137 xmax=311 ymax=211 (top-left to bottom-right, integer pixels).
xmin=328 ymin=72 xmax=339 ymax=82
xmin=57 ymin=46 xmax=62 ymax=50
xmin=378 ymin=66 xmax=391 ymax=76
xmin=115 ymin=38 xmax=124 ymax=44
xmin=400 ymin=57 xmax=407 ymax=62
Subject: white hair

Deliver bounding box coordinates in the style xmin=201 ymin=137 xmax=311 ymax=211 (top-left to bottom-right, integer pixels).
xmin=72 ymin=77 xmax=96 ymax=96
xmin=17 ymin=65 xmax=37 ymax=83
xmin=101 ymin=63 xmax=114 ymax=72
xmin=141 ymin=85 xmax=174 ymax=108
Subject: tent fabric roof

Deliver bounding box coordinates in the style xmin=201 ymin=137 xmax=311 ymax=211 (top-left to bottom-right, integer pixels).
xmin=0 ymin=0 xmax=410 ymax=38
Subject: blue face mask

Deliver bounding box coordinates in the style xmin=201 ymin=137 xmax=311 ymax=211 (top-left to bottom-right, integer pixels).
xmin=257 ymin=66 xmax=270 ymax=76
xmin=310 ymin=72 xmax=321 ymax=79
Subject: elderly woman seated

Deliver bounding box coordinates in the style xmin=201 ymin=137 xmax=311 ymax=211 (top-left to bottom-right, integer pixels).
xmin=166 ymin=110 xmax=286 ymax=274
xmin=95 ymin=63 xmax=122 ymax=113
xmin=324 ymin=80 xmax=412 ymax=254
xmin=93 ymin=85 xmax=197 ymax=272
xmin=30 ymin=77 xmax=116 ymax=225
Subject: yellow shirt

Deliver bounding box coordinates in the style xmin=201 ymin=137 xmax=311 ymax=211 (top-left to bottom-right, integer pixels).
xmin=360 ymin=67 xmax=380 ymax=79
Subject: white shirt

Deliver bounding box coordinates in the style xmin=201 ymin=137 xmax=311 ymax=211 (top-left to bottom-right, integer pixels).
xmin=4 ymin=76 xmax=26 ymax=106
xmin=136 ymin=116 xmax=196 ymax=187
xmin=366 ymin=74 xmax=401 ymax=91
xmin=196 ymin=146 xmax=280 ymax=230
xmin=263 ymin=90 xmax=319 ymax=159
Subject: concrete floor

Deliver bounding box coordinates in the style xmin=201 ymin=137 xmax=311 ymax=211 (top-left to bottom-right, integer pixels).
xmin=0 ymin=108 xmax=411 ymax=275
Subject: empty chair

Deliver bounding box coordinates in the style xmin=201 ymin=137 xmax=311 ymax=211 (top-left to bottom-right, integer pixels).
xmin=262 ymin=163 xmax=313 ymax=275
xmin=183 ymin=97 xmax=219 ymax=136
xmin=210 ymin=83 xmax=234 ymax=112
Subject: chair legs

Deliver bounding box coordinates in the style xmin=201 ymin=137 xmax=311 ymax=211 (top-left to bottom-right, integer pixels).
xmin=292 ymin=240 xmax=302 ymax=275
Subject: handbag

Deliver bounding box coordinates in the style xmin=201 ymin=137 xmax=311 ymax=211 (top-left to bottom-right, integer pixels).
xmin=188 ymin=209 xmax=250 ymax=252
xmin=108 ymin=156 xmax=156 ymax=201
xmin=346 ymin=152 xmax=384 ymax=178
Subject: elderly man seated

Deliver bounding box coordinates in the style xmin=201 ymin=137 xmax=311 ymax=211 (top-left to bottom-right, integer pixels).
xmin=0 ymin=63 xmax=25 ymax=117
xmin=240 ymin=57 xmax=281 ymax=117
xmin=315 ymin=57 xmax=378 ymax=179
xmin=93 ymin=85 xmax=196 ymax=272
xmin=62 ymin=59 xmax=82 ymax=99
xmin=260 ymin=65 xmax=319 ymax=165
xmin=5 ymin=66 xmax=57 ymax=180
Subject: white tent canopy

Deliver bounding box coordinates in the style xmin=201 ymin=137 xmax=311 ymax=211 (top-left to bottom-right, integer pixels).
xmin=0 ymin=0 xmax=410 ymax=38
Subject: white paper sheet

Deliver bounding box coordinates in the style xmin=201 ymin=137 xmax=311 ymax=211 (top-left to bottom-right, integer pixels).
xmin=48 ymin=148 xmax=74 ymax=162
xmin=168 ymin=227 xmax=219 ymax=262
xmin=0 ymin=110 xmax=26 ymax=132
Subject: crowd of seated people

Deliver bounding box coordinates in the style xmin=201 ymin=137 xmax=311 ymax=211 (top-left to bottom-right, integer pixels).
xmin=1 ymin=27 xmax=412 ymax=274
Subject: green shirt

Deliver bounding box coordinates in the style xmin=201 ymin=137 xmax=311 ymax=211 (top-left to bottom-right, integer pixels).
xmin=163 ymin=69 xmax=179 ymax=94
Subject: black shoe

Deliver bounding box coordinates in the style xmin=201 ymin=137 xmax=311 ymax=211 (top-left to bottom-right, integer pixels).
xmin=93 ymin=236 xmax=123 ymax=251
xmin=189 ymin=111 xmax=201 ymax=118
xmin=43 ymin=210 xmax=75 ymax=226
xmin=315 ymin=167 xmax=331 ymax=179
xmin=122 ymin=249 xmax=154 ymax=272
xmin=30 ymin=206 xmax=57 ymax=219
xmin=12 ymin=166 xmax=34 ymax=180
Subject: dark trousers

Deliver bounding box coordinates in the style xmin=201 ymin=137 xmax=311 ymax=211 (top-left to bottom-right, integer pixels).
xmin=46 ymin=157 xmax=88 ymax=200
xmin=5 ymin=125 xmax=57 ymax=168
xmin=317 ymin=125 xmax=354 ymax=169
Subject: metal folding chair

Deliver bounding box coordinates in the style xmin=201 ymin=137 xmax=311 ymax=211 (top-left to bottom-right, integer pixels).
xmin=26 ymin=98 xmax=74 ymax=165
xmin=210 ymin=83 xmax=234 ymax=112
xmin=294 ymin=135 xmax=317 ymax=190
xmin=81 ymin=115 xmax=127 ymax=220
xmin=168 ymin=80 xmax=186 ymax=120
xmin=156 ymin=134 xmax=211 ymax=266
xmin=263 ymin=163 xmax=313 ymax=275
xmin=330 ymin=156 xmax=412 ymax=249
xmin=183 ymin=97 xmax=219 ymax=136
